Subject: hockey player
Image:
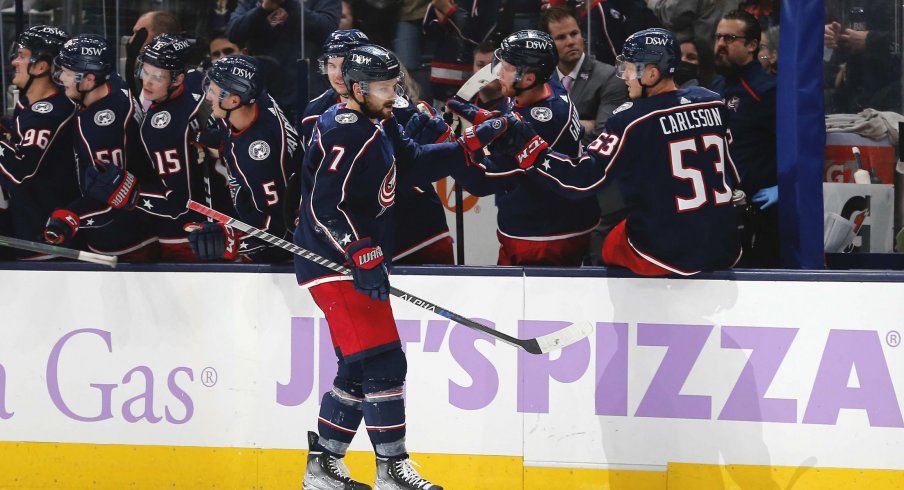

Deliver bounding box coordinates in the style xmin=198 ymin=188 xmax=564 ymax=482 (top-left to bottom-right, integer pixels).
xmin=301 ymin=29 xmax=455 ymax=265
xmin=132 ymin=34 xmax=209 ymax=261
xmin=446 ymin=30 xmax=600 ymax=266
xmin=47 ymin=34 xmax=158 ymax=260
xmin=187 ymin=55 xmax=298 ymax=262
xmin=296 ymin=44 xmax=508 ymax=490
xmin=491 ymin=28 xmax=742 ymax=275
xmin=0 ymin=25 xmax=80 ymax=258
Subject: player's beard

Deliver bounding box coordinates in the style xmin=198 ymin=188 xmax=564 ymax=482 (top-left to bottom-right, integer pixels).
xmin=361 ymin=94 xmax=393 ymax=120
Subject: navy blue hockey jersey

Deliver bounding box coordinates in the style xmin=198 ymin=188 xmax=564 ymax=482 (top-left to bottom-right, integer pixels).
xmin=137 ymin=70 xmax=208 ymax=242
xmin=461 ymin=84 xmax=601 ymax=240
xmin=220 ymin=93 xmax=299 ymax=260
xmin=69 ymin=75 xmax=158 ymax=255
xmin=0 ymin=88 xmax=80 ymax=252
xmin=534 ymin=86 xmax=742 ymax=274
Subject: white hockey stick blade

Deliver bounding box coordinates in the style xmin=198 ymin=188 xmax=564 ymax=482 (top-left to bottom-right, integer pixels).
xmin=533 ymin=321 xmax=594 ymax=354
xmin=455 ymin=62 xmax=500 ymax=101
xmin=0 ymin=234 xmax=117 ymax=268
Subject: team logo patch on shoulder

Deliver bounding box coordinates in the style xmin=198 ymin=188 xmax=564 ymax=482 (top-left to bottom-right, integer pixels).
xmin=94 ymin=109 xmax=116 ymax=126
xmin=32 ymin=101 xmax=53 ymax=113
xmin=392 ymin=97 xmax=409 ymax=109
xmin=335 ymin=113 xmax=358 ymax=124
xmin=530 ymin=107 xmax=553 ymax=122
xmin=248 ymin=140 xmax=271 ymax=160
xmin=613 ymin=101 xmax=633 ymax=114
xmin=151 ymin=111 xmax=171 ymax=129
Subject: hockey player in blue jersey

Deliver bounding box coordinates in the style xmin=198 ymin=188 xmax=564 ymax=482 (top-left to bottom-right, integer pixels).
xmin=302 ymin=29 xmax=455 ymax=265
xmin=187 ymin=55 xmax=298 ymax=262
xmin=296 ymin=44 xmax=508 ymax=490
xmin=491 ymin=28 xmax=741 ymax=275
xmin=47 ymin=34 xmax=158 ymax=260
xmin=446 ymin=30 xmax=600 ymax=266
xmin=132 ymin=34 xmax=209 ymax=261
xmin=0 ymin=25 xmax=80 ymax=259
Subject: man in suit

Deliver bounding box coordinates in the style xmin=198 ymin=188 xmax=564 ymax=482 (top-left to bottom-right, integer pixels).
xmin=541 ymin=6 xmax=627 ymax=145
xmin=541 ymin=6 xmax=628 ymax=263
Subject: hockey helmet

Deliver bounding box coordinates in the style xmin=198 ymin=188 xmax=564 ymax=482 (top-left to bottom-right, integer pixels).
xmin=53 ymin=33 xmax=114 ymax=82
xmin=204 ymin=54 xmax=262 ymax=105
xmin=341 ymin=45 xmax=401 ymax=97
xmin=138 ymin=34 xmax=192 ymax=74
xmin=617 ymin=28 xmax=680 ymax=79
xmin=11 ymin=25 xmax=69 ymax=65
xmin=495 ymin=30 xmax=558 ymax=85
xmin=318 ymin=29 xmax=371 ymax=74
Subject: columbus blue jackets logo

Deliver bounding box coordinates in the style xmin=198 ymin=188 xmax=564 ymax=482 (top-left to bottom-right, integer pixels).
xmin=335 ymin=113 xmax=358 ymax=124
xmin=530 ymin=107 xmax=553 ymax=122
xmin=248 ymin=140 xmax=271 ymax=160
xmin=151 ymin=111 xmax=171 ymax=129
xmin=376 ymin=165 xmax=396 ymax=216
xmin=94 ymin=109 xmax=116 ymax=126
xmin=32 ymin=101 xmax=53 ymax=114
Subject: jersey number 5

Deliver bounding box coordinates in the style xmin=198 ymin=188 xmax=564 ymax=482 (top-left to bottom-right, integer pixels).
xmin=669 ymin=135 xmax=732 ymax=212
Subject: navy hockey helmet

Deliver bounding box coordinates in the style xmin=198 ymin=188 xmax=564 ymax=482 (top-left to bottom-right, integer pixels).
xmin=617 ymin=28 xmax=680 ymax=79
xmin=53 ymin=34 xmax=114 ymax=83
xmin=342 ymin=45 xmax=401 ymax=97
xmin=205 ymin=54 xmax=262 ymax=105
xmin=11 ymin=25 xmax=69 ymax=65
xmin=318 ymin=29 xmax=371 ymax=74
xmin=495 ymin=30 xmax=558 ymax=86
xmin=138 ymin=34 xmax=192 ymax=73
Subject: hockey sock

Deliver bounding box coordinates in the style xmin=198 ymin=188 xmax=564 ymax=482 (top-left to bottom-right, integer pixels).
xmin=316 ymin=362 xmax=365 ymax=458
xmin=361 ymin=348 xmax=408 ymax=458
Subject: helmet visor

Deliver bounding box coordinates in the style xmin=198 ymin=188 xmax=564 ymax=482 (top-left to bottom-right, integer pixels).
xmin=615 ymin=55 xmax=641 ymax=80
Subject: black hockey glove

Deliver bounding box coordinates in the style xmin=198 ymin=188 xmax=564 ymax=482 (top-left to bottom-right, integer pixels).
xmin=494 ymin=117 xmax=550 ymax=170
xmin=84 ymin=164 xmax=140 ymax=210
xmin=185 ymin=222 xmax=242 ymax=261
xmin=43 ymin=209 xmax=79 ymax=245
xmin=345 ymin=237 xmax=389 ymax=301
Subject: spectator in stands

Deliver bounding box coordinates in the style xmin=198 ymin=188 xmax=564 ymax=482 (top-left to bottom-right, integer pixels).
xmin=339 ymin=0 xmax=354 ymax=29
xmin=711 ymin=10 xmax=778 ymax=267
xmin=647 ymin=0 xmax=739 ymax=49
xmin=227 ymin=0 xmax=340 ymax=120
xmin=759 ymin=25 xmax=778 ymax=76
xmin=208 ymin=0 xmax=239 ymax=33
xmin=674 ymin=34 xmax=715 ymax=87
xmin=208 ymin=30 xmax=247 ymax=63
xmin=394 ymin=0 xmax=430 ymax=89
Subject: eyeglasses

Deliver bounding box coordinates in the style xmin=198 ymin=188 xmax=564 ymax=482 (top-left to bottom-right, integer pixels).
xmin=714 ymin=33 xmax=749 ymax=43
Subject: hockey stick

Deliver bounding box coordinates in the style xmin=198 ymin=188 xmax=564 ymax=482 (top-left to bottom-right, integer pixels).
xmin=186 ymin=200 xmax=591 ymax=354
xmin=0 ymin=234 xmax=117 ymax=268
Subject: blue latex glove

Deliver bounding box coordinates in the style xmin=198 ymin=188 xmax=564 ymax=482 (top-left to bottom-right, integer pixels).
xmin=751 ymin=186 xmax=778 ymax=209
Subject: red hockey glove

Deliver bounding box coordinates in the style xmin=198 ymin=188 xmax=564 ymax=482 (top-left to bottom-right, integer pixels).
xmin=344 ymin=237 xmax=389 ymax=301
xmin=43 ymin=209 xmax=79 ymax=245
xmin=457 ymin=116 xmax=509 ymax=152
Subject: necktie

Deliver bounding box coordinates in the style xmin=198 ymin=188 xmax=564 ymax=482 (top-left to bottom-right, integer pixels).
xmin=562 ymin=75 xmax=574 ymax=93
